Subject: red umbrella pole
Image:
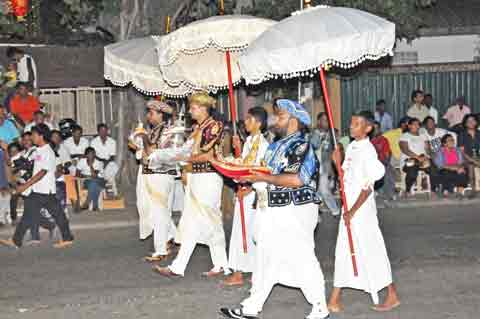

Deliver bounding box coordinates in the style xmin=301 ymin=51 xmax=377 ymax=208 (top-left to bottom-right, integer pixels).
xmin=237 ymin=187 xmax=248 ymax=253
xmin=225 ymin=50 xmax=241 ymax=158
xmin=319 ymin=67 xmax=358 ymax=277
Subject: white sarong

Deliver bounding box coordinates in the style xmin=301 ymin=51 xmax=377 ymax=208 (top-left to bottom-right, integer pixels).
xmin=169 ymin=172 xmax=228 ymax=276
xmin=333 ymin=139 xmax=392 ymax=305
xmin=136 ymin=167 xmax=176 ymax=255
xmin=241 ymin=202 xmax=328 ymax=317
xmin=228 ymin=191 xmax=256 ymax=273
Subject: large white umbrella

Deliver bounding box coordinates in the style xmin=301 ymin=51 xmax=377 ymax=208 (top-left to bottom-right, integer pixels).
xmin=156 ymin=15 xmax=276 ymax=93
xmin=155 ymin=15 xmax=276 ymax=137
xmin=239 ymin=5 xmax=395 ymax=84
xmin=239 ymin=5 xmax=396 ymax=277
xmin=104 ymin=36 xmax=192 ymax=97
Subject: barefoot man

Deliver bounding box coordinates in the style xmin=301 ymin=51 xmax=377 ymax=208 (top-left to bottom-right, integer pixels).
xmin=328 ymin=110 xmax=400 ymax=313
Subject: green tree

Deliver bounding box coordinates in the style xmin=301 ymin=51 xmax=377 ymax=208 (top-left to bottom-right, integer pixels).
xmin=241 ymin=0 xmax=438 ymax=40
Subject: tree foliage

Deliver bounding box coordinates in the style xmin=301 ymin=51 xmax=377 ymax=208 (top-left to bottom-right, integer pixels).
xmin=240 ymin=0 xmax=438 ymax=40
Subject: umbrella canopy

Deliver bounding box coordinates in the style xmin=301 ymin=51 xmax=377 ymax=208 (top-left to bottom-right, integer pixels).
xmin=104 ymin=36 xmax=192 ymax=97
xmin=155 ymin=15 xmax=276 ymax=93
xmin=239 ymin=5 xmax=395 ymax=84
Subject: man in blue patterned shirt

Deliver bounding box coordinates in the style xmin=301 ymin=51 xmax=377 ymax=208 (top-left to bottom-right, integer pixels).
xmin=220 ymin=99 xmax=330 ymax=319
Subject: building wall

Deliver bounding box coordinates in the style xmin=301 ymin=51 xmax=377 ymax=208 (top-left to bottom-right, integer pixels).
xmin=394 ymin=35 xmax=480 ymax=65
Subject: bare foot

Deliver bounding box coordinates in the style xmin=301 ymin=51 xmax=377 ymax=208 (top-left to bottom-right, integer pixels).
xmin=372 ymin=284 xmax=401 ymax=312
xmin=327 ymin=287 xmax=343 ymax=313
xmin=144 ymin=255 xmax=167 ymax=262
xmin=327 ymin=303 xmax=344 ymax=313
xmin=223 ymin=271 xmax=244 ymax=287
xmin=0 ymin=238 xmax=18 ymax=249
xmin=53 ymin=240 xmax=74 ymax=249
xmin=201 ymin=268 xmax=224 ymax=278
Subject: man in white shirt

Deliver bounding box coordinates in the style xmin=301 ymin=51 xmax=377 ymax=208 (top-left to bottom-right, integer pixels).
xmin=23 ymin=111 xmax=54 ymax=133
xmin=89 ymin=123 xmax=119 ymax=186
xmin=76 ymin=147 xmax=105 ymax=211
xmin=0 ymin=124 xmax=74 ymax=248
xmin=63 ymin=125 xmax=89 ymax=175
xmin=374 ymin=99 xmax=393 ymax=132
xmin=424 ymin=94 xmax=439 ymax=124
xmin=399 ymin=118 xmax=432 ymax=194
xmin=6 ymin=47 xmax=38 ymax=91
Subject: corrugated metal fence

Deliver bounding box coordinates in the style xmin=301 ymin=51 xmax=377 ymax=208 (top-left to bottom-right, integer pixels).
xmin=340 ymin=63 xmax=480 ymax=133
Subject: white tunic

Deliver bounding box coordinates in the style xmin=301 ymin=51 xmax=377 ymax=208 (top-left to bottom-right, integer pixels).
xmin=333 ymin=138 xmax=392 ymax=304
xmin=228 ymin=134 xmax=269 ymax=272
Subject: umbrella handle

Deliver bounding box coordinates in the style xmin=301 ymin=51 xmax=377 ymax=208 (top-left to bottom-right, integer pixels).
xmin=319 ymin=67 xmax=358 ymax=277
xmin=225 ymin=50 xmax=241 ymax=157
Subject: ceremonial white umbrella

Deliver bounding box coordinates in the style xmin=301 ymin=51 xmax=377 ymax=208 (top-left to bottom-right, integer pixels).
xmin=104 ymin=36 xmax=192 ymax=98
xmin=155 ymin=15 xmax=276 ymax=134
xmin=239 ymin=5 xmax=396 ymax=276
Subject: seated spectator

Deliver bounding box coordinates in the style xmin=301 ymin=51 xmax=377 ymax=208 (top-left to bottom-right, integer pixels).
xmin=76 ymin=147 xmax=105 ymax=211
xmin=420 ymin=116 xmax=450 ymax=156
xmin=9 ymin=82 xmax=40 ymax=125
xmin=407 ymin=90 xmax=430 ymax=122
xmin=89 ymin=123 xmax=119 ymax=190
xmin=443 ymin=96 xmax=471 ymax=132
xmin=0 ymin=111 xmax=19 ymax=145
xmin=434 ymin=134 xmax=468 ymax=198
xmin=423 ymin=94 xmax=439 ymax=124
xmin=23 ymin=111 xmax=54 ymax=132
xmin=457 ymin=114 xmax=480 ymax=194
xmin=382 ymin=116 xmax=410 ymax=165
xmin=371 ymin=121 xmax=395 ymax=200
xmin=399 ymin=118 xmax=432 ymax=194
xmin=374 ymin=99 xmax=393 ymax=132
xmin=63 ymin=125 xmax=89 ymax=163
xmin=51 ymin=130 xmax=71 ymax=212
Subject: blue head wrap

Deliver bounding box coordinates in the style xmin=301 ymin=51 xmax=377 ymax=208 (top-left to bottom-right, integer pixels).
xmin=275 ymin=99 xmax=311 ymax=126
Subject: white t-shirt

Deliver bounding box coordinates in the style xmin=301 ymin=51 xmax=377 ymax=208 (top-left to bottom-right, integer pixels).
xmin=76 ymin=158 xmax=104 ymax=178
xmin=90 ymin=136 xmax=116 ymax=160
xmin=30 ymin=144 xmax=57 ymax=194
xmin=64 ymin=136 xmax=89 ymax=157
xmin=399 ymin=132 xmax=428 ymax=167
xmin=23 ymin=121 xmax=54 ymax=133
xmin=420 ymin=128 xmax=449 ymax=154
xmin=55 ymin=144 xmax=71 ymax=182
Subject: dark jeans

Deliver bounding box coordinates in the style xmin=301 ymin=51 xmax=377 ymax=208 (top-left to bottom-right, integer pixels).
xmin=13 ymin=192 xmax=74 ymax=247
xmin=437 ymin=169 xmax=469 ymax=192
xmin=10 ymin=194 xmax=18 ymax=221
xmin=84 ymin=178 xmax=105 ymax=210
xmin=403 ymin=164 xmax=433 ymax=193
xmin=56 ymin=181 xmax=67 ymax=211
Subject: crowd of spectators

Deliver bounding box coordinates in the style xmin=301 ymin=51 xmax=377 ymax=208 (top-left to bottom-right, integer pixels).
xmin=311 ymin=89 xmax=478 ymax=214
xmin=0 ymin=47 xmax=118 ymax=226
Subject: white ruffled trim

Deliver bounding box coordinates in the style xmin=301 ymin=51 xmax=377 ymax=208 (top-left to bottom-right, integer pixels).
xmin=242 ymin=50 xmax=394 ymax=85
